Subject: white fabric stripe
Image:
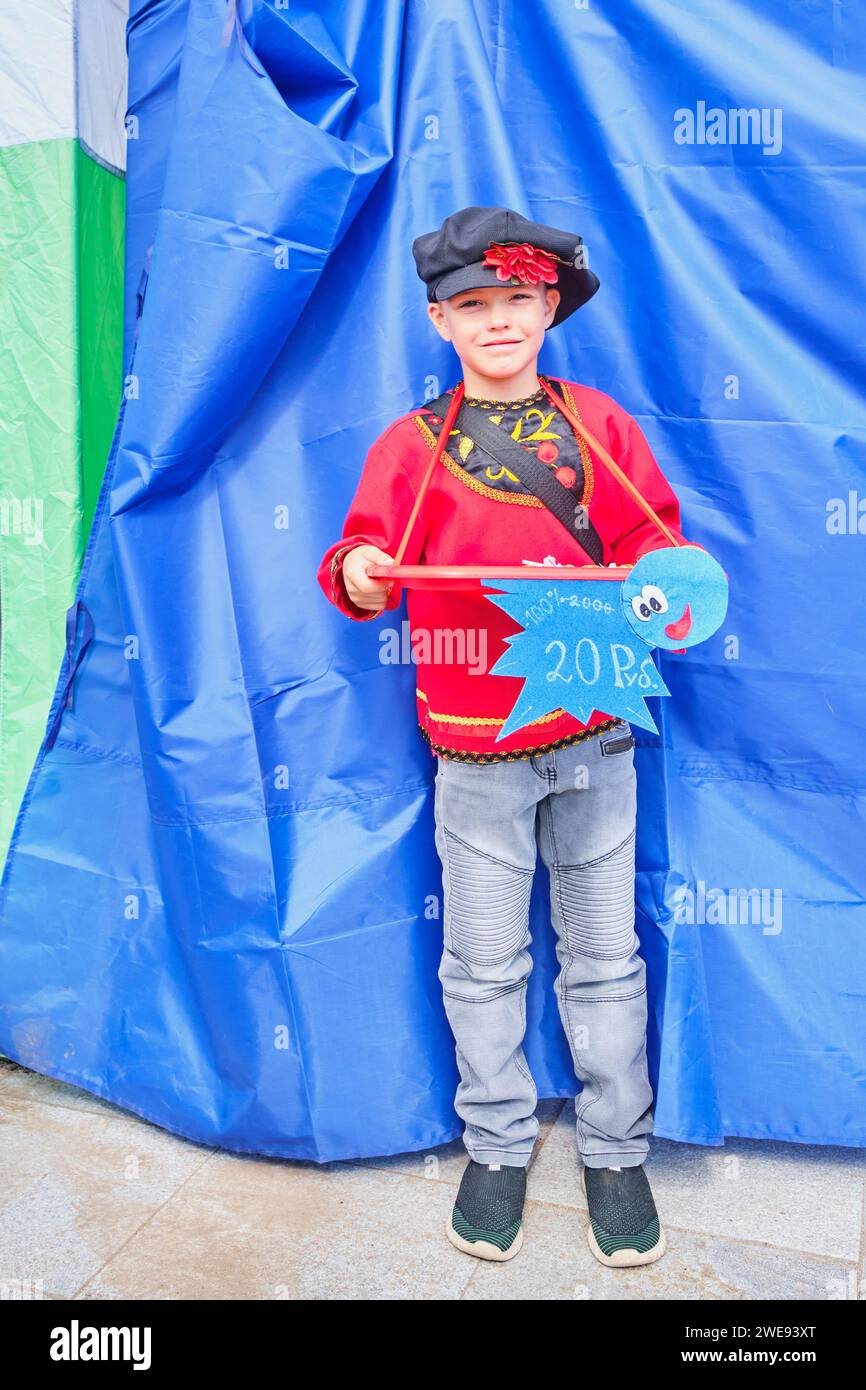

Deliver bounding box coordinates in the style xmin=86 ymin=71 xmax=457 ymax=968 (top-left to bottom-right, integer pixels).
xmin=0 ymin=0 xmax=128 ymax=171
xmin=0 ymin=0 xmax=74 ymax=146
xmin=76 ymin=0 xmax=129 ymax=172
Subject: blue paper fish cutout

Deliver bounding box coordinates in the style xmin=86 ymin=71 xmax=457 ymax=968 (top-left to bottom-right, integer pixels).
xmin=485 ymin=545 xmax=728 ymax=740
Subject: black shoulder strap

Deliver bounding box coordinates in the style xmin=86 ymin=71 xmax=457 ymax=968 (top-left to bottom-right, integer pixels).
xmin=425 ymin=389 xmax=605 ymax=565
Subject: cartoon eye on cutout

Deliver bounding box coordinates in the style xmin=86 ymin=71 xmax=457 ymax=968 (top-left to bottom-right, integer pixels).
xmin=641 ymin=584 xmax=668 ymax=614
xmin=631 ymin=593 xmax=654 ymax=621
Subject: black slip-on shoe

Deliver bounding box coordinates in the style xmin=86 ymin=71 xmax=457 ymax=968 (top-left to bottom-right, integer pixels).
xmin=446 ymin=1158 xmax=527 ymax=1261
xmin=580 ymin=1162 xmax=666 ymax=1267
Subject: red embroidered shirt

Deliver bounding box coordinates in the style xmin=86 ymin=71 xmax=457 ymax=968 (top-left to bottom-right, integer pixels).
xmin=317 ymin=374 xmax=694 ymax=763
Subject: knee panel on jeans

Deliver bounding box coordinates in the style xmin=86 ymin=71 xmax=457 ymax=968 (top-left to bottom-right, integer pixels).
xmin=442 ymin=827 xmax=535 ymax=966
xmin=553 ymin=828 xmax=637 ymax=960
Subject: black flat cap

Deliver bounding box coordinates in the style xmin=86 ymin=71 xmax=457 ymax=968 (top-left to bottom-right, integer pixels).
xmin=412 ymin=205 xmax=599 ymax=328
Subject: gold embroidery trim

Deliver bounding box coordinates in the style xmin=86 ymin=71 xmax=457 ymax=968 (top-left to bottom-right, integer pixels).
xmin=559 ymin=378 xmax=595 ymax=506
xmin=416 ymin=688 xmax=569 ymax=729
xmin=418 ymin=718 xmax=620 ymax=764
xmin=463 ymin=383 xmax=548 ymax=409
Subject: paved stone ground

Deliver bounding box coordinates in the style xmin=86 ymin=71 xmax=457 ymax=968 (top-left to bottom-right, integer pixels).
xmin=0 ymin=1057 xmax=863 ymax=1300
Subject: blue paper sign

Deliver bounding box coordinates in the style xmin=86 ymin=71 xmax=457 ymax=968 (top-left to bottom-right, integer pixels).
xmin=484 ymin=545 xmax=729 ymax=740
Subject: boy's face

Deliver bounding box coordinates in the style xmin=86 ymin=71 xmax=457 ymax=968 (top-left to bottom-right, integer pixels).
xmin=427 ymin=282 xmax=561 ymax=381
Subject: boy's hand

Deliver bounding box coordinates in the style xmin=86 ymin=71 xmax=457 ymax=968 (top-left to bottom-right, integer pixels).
xmin=341 ymin=544 xmax=396 ymax=612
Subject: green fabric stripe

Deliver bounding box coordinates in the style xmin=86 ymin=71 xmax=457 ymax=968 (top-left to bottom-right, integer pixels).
xmin=0 ymin=139 xmax=82 ymax=865
xmin=0 ymin=138 xmax=123 ymax=867
xmin=76 ymin=144 xmax=124 ymax=536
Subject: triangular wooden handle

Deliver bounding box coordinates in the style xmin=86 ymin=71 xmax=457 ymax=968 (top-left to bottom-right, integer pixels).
xmin=393 ymin=377 xmax=679 ymax=564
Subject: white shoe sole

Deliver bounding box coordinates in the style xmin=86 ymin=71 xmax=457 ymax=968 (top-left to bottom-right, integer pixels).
xmin=445 ymin=1213 xmax=524 ymax=1262
xmin=580 ymin=1164 xmax=667 ymax=1267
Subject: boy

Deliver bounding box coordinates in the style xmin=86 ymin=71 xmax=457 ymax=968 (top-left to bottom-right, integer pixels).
xmin=317 ymin=206 xmax=693 ymax=1267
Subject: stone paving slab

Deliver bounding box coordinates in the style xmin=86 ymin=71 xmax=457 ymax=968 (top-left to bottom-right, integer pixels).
xmin=0 ymin=1083 xmax=215 ymax=1299
xmin=1 ymin=1061 xmax=862 ymax=1301
xmin=79 ymin=1153 xmax=477 ymax=1301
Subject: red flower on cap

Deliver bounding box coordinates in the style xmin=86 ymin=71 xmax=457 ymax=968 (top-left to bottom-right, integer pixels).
xmin=482 ymin=241 xmax=561 ymax=286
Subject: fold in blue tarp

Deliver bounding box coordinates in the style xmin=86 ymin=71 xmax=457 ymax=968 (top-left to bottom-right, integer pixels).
xmin=1 ymin=0 xmax=864 ymax=1159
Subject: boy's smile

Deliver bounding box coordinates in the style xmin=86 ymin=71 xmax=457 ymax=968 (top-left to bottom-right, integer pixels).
xmin=427 ymin=281 xmax=561 ymax=401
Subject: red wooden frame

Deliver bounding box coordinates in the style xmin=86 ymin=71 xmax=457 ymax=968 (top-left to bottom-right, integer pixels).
xmin=365 ymin=562 xmax=634 ymax=590
xmin=369 ymin=377 xmax=680 ymax=591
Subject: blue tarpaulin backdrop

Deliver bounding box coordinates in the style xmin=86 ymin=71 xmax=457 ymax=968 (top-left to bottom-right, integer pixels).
xmin=1 ymin=0 xmax=863 ymax=1159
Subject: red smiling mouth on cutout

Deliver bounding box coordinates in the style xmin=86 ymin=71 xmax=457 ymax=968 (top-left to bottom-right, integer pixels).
xmin=665 ymin=604 xmax=692 ymax=640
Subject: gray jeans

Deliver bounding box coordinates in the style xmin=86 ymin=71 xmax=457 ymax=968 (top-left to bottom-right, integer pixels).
xmin=433 ymin=723 xmax=654 ymax=1170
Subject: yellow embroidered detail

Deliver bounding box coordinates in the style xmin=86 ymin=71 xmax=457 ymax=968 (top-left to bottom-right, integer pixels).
xmin=412 ymin=378 xmax=595 ymax=507
xmin=514 ymin=408 xmax=560 ymax=443
xmin=477 ymin=407 xmax=561 ymax=484
xmin=413 ymin=414 xmax=545 ymax=507
xmin=415 ymin=687 xmax=569 ymax=729
xmin=485 ymin=461 xmax=520 ymax=484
